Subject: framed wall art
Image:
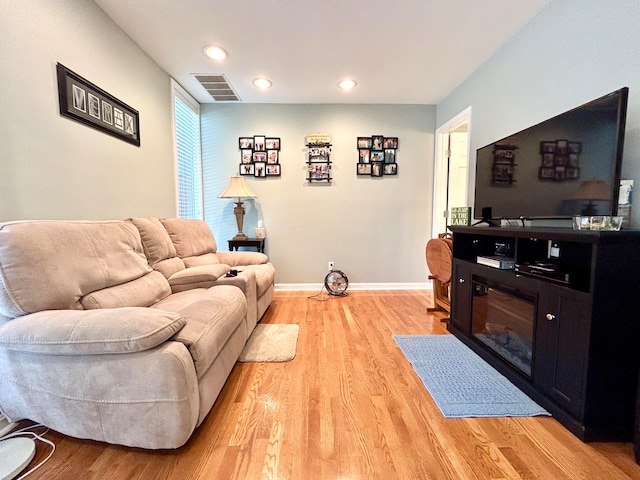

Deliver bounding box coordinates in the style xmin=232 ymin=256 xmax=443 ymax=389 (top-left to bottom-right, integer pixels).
xmin=356 ymin=135 xmax=398 ymax=177
xmin=56 ymin=63 xmax=140 ymax=146
xmin=239 ymin=135 xmax=281 ymax=178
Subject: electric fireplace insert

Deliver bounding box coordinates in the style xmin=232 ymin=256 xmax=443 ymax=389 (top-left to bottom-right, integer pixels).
xmin=471 ymin=276 xmax=536 ymax=377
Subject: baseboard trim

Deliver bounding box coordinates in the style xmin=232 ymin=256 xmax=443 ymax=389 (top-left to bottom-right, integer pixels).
xmin=275 ymin=282 xmax=431 ymax=292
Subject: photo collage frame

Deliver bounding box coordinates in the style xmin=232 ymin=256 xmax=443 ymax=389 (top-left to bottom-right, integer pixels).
xmin=239 ymin=136 xmax=281 ymax=177
xmin=491 ymin=144 xmax=518 ymax=184
xmin=539 ymin=139 xmax=581 ymax=181
xmin=356 ymin=136 xmax=398 ymax=177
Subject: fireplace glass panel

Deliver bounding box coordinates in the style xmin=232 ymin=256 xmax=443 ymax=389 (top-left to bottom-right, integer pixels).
xmin=471 ymin=277 xmax=535 ymax=377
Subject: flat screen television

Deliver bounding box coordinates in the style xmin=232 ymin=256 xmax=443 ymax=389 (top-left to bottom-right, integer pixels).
xmin=474 ymin=87 xmax=628 ymax=222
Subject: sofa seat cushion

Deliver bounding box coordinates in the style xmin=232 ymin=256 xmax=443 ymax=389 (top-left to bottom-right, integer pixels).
xmin=151 ymin=285 xmax=246 ymax=377
xmin=0 ymin=307 xmax=185 ymax=355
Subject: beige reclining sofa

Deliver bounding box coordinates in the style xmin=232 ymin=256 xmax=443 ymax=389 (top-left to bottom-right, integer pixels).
xmin=128 ymin=217 xmax=275 ymax=331
xmin=0 ymin=218 xmax=275 ymax=449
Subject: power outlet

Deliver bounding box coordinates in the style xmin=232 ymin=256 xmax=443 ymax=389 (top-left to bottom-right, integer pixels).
xmin=328 ymin=261 xmax=334 ymax=271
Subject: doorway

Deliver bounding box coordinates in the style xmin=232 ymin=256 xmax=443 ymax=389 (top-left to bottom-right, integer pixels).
xmin=432 ymin=107 xmax=472 ymax=236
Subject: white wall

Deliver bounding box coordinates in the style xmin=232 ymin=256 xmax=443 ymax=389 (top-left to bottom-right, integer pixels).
xmin=201 ymin=104 xmax=436 ymax=286
xmin=0 ymin=0 xmax=176 ymax=221
xmin=437 ymin=0 xmax=640 ymax=226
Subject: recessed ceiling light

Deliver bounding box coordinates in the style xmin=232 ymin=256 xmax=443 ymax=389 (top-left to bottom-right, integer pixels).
xmin=338 ymin=79 xmax=357 ymax=90
xmin=252 ymin=78 xmax=272 ymax=89
xmin=203 ymin=46 xmax=228 ymax=60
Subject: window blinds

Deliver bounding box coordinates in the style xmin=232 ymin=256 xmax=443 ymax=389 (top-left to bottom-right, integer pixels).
xmin=173 ymin=89 xmax=203 ymax=219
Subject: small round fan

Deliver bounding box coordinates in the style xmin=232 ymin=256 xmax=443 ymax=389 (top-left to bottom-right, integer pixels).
xmin=324 ymin=269 xmax=349 ymax=296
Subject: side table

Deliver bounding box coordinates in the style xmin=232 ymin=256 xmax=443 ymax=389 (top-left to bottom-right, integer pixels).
xmin=228 ymin=238 xmax=265 ymax=253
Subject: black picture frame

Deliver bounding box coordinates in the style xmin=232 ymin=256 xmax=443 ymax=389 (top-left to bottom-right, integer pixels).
xmin=358 ymin=149 xmax=370 ymax=163
xmin=357 ymin=163 xmax=372 ymax=175
xmin=383 ymin=137 xmax=398 ymax=149
xmin=566 ymin=167 xmax=580 ymax=179
xmin=56 ymin=63 xmax=140 ymax=146
xmin=540 ymin=141 xmax=556 ymax=154
xmin=384 ymin=149 xmax=396 ymax=163
xmin=556 ymin=139 xmax=569 ymax=154
xmin=384 ymin=163 xmax=398 ymax=175
xmin=241 ymin=149 xmax=253 ymax=163
xmin=239 ymin=137 xmax=254 ymax=149
xmin=266 ymin=164 xmax=281 ymax=176
xmin=370 ymin=151 xmax=384 ymax=163
xmin=253 ymin=136 xmax=266 ymax=151
xmin=265 ymin=137 xmax=280 ymax=150
xmin=371 ymin=136 xmax=384 ymax=150
xmin=539 ymin=167 xmax=555 ymax=180
xmin=254 ymin=161 xmax=266 ymax=177
xmin=239 ymin=163 xmax=255 ymax=176
xmin=371 ymin=161 xmax=384 ymax=177
xmin=357 ymin=137 xmax=372 ymax=148
xmin=267 ymin=150 xmax=279 ymax=164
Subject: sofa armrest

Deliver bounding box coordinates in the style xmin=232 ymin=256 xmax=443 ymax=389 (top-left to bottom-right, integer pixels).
xmin=216 ymin=251 xmax=268 ymax=267
xmin=167 ymin=264 xmax=231 ymax=291
xmin=0 ymin=307 xmax=185 ymax=355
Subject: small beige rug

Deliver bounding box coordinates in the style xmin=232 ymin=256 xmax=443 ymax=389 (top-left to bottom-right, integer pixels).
xmin=239 ymin=324 xmax=299 ymax=362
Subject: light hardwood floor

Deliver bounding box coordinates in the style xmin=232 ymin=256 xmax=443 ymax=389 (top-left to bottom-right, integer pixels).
xmin=18 ymin=290 xmax=640 ymax=479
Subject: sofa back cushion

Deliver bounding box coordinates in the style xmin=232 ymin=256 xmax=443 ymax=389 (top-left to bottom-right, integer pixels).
xmin=160 ymin=218 xmax=220 ymax=266
xmin=0 ymin=220 xmax=165 ymax=318
xmin=127 ymin=217 xmax=185 ymax=278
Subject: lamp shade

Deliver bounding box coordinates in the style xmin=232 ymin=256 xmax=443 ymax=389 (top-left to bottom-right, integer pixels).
xmin=218 ymin=175 xmax=257 ymax=199
xmin=569 ymin=180 xmax=610 ymax=201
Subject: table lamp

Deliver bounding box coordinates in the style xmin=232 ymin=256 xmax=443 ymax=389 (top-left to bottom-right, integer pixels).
xmin=569 ymin=179 xmax=610 ymax=216
xmin=218 ymin=175 xmax=257 ymax=240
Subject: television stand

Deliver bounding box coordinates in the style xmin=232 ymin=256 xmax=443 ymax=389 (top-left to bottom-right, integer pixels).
xmin=448 ymin=225 xmax=640 ymax=442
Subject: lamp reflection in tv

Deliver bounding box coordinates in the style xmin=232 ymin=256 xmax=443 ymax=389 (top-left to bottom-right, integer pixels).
xmin=569 ymin=180 xmax=610 ymax=216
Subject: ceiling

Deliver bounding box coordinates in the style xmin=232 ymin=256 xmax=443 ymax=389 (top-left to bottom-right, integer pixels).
xmin=93 ymin=0 xmax=552 ymax=105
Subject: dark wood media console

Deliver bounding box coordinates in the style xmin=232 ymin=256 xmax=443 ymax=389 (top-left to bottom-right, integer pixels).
xmin=448 ymin=225 xmax=640 ymax=442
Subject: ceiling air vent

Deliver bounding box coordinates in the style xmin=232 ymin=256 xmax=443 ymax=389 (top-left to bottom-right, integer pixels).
xmin=194 ymin=74 xmax=240 ymax=102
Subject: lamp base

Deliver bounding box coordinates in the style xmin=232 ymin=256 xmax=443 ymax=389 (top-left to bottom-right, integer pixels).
xmin=232 ymin=233 xmax=249 ymax=241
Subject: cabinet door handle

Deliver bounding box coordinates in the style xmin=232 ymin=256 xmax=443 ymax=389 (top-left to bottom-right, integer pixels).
xmin=459 ymin=278 xmax=465 ymax=284
xmin=546 ymin=313 xmax=556 ymax=321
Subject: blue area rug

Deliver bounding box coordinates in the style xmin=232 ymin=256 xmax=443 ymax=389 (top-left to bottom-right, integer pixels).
xmin=393 ymin=334 xmax=550 ymax=418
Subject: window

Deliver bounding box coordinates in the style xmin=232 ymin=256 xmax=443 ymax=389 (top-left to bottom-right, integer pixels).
xmin=171 ymin=80 xmax=202 ymax=219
